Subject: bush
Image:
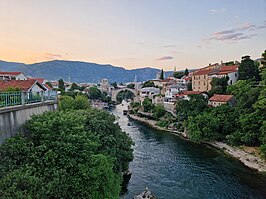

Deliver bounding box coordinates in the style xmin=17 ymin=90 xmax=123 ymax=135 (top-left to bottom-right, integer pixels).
xmin=260 ymin=144 xmax=266 ymax=159
xmin=0 ymin=109 xmax=133 ymax=198
xmin=152 ymin=105 xmax=166 ymax=120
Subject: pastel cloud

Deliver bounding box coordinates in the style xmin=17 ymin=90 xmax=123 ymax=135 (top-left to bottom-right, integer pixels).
xmin=156 ymin=56 xmax=173 ymax=61
xmin=43 ymin=53 xmax=63 ymax=60
xmin=207 ymin=22 xmax=264 ymax=43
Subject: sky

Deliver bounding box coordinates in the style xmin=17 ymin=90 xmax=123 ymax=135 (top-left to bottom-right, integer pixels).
xmin=0 ymin=0 xmax=265 ymax=70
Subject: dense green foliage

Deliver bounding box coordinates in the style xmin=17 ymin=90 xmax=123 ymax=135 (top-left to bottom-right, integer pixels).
xmin=142 ymin=80 xmax=155 ymax=88
xmin=110 ymin=82 xmax=118 ymax=89
xmin=173 ymin=71 xmax=185 ymax=79
xmin=152 ymin=104 xmax=166 ymax=120
xmin=0 ymin=98 xmax=133 ymax=198
xmin=59 ymin=95 xmax=90 ymax=111
xmin=209 ymin=77 xmax=228 ymax=96
xmin=58 ymin=79 xmax=65 ymax=91
xmin=126 ymin=83 xmax=135 ymax=89
xmin=69 ymin=83 xmax=85 ymax=91
xmin=142 ymin=97 xmax=154 ymax=112
xmin=176 ymin=94 xmax=208 ymax=121
xmin=116 ymin=90 xmax=135 ymax=103
xmin=88 ymin=87 xmax=102 ymax=99
xmin=262 ymin=50 xmax=266 ymax=68
xmin=239 ymin=55 xmax=260 ymax=81
xmin=183 ymin=67 xmax=266 ymax=157
xmin=187 ymin=82 xmax=192 ymax=91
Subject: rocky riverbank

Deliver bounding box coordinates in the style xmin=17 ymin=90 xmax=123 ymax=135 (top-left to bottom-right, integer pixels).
xmin=128 ymin=114 xmax=266 ymax=173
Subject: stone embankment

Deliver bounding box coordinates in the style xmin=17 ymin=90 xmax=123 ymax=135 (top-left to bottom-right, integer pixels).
xmin=128 ymin=114 xmax=266 ymax=173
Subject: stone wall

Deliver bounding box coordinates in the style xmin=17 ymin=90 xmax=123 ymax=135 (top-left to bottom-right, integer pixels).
xmin=0 ymin=101 xmax=58 ymax=144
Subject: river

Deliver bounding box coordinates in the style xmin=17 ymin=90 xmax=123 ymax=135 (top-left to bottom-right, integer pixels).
xmin=111 ymin=102 xmax=266 ymax=199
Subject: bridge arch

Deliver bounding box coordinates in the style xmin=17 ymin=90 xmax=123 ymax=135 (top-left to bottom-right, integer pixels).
xmin=111 ymin=88 xmax=138 ymax=102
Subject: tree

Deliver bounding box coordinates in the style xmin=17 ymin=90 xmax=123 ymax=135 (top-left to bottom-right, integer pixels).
xmin=116 ymin=90 xmax=135 ymax=103
xmin=261 ymin=50 xmax=266 ymax=69
xmin=88 ymin=87 xmax=102 ymax=100
xmin=142 ymin=80 xmax=155 ymax=88
xmin=70 ymin=82 xmax=79 ymax=91
xmin=184 ymin=68 xmax=189 ymax=76
xmin=110 ymin=82 xmax=118 ymax=89
xmin=227 ymin=80 xmax=260 ymax=110
xmin=152 ymin=104 xmax=166 ymax=120
xmin=0 ymin=109 xmax=133 ymax=198
xmin=225 ymin=61 xmax=235 ymax=66
xmin=173 ymin=71 xmax=185 ymax=79
xmin=209 ymin=77 xmax=228 ymax=96
xmin=175 ymin=94 xmax=208 ymax=121
xmin=239 ymin=55 xmax=260 ymax=81
xmin=59 ymin=95 xmax=75 ymax=110
xmin=74 ymin=95 xmax=90 ymax=110
xmin=159 ymin=69 xmax=164 ymax=80
xmin=59 ymin=94 xmax=90 ymax=111
xmin=58 ymin=79 xmax=65 ymax=91
xmin=187 ymin=82 xmax=192 ymax=91
xmin=142 ymin=97 xmax=154 ymax=112
xmin=127 ymin=83 xmax=135 ymax=89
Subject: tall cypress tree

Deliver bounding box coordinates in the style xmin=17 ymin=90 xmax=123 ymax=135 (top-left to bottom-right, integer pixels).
xmin=184 ymin=68 xmax=189 ymax=76
xmin=159 ymin=69 xmax=164 ymax=80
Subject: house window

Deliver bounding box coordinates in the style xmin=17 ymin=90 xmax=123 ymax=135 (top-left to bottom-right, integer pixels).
xmin=235 ymin=73 xmax=237 ymax=77
xmin=230 ymin=80 xmax=232 ymax=85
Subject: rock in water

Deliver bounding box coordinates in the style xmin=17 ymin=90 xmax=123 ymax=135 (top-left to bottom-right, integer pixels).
xmin=133 ymin=187 xmax=157 ymax=199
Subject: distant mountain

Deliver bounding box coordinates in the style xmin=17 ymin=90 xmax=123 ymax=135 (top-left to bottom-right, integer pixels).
xmin=0 ymin=60 xmax=26 ymax=71
xmin=0 ymin=60 xmax=174 ymax=83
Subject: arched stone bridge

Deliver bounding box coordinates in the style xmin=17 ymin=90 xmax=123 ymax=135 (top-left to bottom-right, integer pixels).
xmin=111 ymin=88 xmax=138 ymax=102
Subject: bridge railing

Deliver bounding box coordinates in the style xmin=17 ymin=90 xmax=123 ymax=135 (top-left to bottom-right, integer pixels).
xmin=0 ymin=90 xmax=57 ymax=108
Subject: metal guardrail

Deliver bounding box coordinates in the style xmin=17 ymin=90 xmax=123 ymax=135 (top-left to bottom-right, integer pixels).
xmin=0 ymin=90 xmax=57 ymax=108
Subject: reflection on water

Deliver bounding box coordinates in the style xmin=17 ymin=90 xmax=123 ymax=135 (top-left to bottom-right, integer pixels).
xmin=113 ymin=101 xmax=266 ymax=199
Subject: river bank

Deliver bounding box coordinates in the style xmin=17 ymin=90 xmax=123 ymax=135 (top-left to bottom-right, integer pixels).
xmin=128 ymin=114 xmax=266 ymax=173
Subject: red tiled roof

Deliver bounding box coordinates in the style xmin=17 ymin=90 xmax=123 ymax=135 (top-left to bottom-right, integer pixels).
xmin=219 ymin=65 xmax=239 ymax=72
xmin=0 ymin=71 xmax=23 ymax=76
xmin=209 ymin=94 xmax=233 ymax=102
xmin=29 ymin=77 xmax=45 ymax=84
xmin=193 ymin=69 xmax=214 ymax=76
xmin=0 ymin=80 xmax=45 ymax=91
xmin=182 ymin=90 xmax=203 ymax=95
xmin=44 ymin=83 xmax=52 ymax=90
xmin=184 ymin=76 xmax=191 ymax=81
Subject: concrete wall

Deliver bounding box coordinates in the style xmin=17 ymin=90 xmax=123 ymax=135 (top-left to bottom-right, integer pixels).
xmin=0 ymin=101 xmax=58 ymax=144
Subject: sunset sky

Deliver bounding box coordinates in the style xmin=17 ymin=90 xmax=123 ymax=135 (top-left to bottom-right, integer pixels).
xmin=0 ymin=0 xmax=265 ymax=70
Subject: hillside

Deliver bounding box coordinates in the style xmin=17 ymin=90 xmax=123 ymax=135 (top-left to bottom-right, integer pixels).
xmin=0 ymin=60 xmax=174 ymax=83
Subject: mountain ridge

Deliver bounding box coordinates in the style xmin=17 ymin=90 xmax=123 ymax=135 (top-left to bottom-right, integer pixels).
xmin=0 ymin=59 xmax=176 ymax=83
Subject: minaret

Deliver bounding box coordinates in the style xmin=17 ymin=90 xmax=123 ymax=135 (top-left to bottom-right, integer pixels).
xmin=174 ymin=66 xmax=176 ymax=73
xmin=68 ymin=74 xmax=71 ymax=83
xmin=134 ymin=74 xmax=137 ymax=83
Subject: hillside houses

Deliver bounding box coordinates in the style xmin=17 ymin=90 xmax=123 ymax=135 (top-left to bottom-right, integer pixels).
xmin=191 ymin=63 xmax=239 ymax=92
xmin=208 ymin=94 xmax=235 ymax=107
xmin=0 ymin=72 xmax=27 ymax=81
xmin=0 ymin=79 xmax=46 ymax=92
xmin=0 ymin=71 xmax=52 ymax=93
